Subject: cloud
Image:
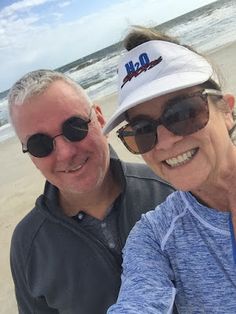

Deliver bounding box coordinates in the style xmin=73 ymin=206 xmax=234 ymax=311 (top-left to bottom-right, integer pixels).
xmin=58 ymin=1 xmax=72 ymax=8
xmin=0 ymin=0 xmax=57 ymax=17
xmin=0 ymin=0 xmax=64 ymax=51
xmin=0 ymin=0 xmax=215 ymax=91
xmin=52 ymin=12 xmax=63 ymax=19
xmin=0 ymin=15 xmax=40 ymax=49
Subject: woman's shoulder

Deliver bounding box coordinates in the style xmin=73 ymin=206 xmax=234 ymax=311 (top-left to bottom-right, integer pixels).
xmin=147 ymin=191 xmax=187 ymax=220
xmin=135 ymin=191 xmax=188 ymax=242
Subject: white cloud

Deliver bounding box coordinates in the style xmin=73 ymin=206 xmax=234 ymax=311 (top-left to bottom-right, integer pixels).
xmin=0 ymin=0 xmax=215 ymax=91
xmin=58 ymin=1 xmax=72 ymax=8
xmin=0 ymin=14 xmax=40 ymax=48
xmin=0 ymin=0 xmax=57 ymax=17
xmin=0 ymin=0 xmax=56 ymax=50
xmin=52 ymin=12 xmax=63 ymax=19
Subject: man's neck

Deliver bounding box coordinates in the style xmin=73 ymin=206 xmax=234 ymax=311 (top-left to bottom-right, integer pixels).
xmin=59 ymin=170 xmax=121 ymax=220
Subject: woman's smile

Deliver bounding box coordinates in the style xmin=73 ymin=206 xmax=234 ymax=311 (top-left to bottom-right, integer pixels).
xmin=164 ymin=148 xmax=198 ymax=168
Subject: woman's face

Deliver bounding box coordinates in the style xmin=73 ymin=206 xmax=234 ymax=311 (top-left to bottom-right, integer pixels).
xmin=127 ymin=86 xmax=235 ymax=191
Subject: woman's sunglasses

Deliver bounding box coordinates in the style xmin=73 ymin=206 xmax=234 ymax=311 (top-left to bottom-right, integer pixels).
xmin=117 ymin=89 xmax=223 ymax=154
xmin=22 ymin=108 xmax=92 ymax=158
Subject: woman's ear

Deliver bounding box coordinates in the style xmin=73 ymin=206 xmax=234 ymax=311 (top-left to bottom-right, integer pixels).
xmin=223 ymin=94 xmax=235 ymax=131
xmin=224 ymin=94 xmax=235 ymax=111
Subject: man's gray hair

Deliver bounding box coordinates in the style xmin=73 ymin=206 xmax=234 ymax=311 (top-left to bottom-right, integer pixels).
xmin=8 ymin=69 xmax=92 ymax=116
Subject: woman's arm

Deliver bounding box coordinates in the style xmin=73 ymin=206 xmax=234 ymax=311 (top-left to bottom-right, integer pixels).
xmin=108 ymin=212 xmax=176 ymax=314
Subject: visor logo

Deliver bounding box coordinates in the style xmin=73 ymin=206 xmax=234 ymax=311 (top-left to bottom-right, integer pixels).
xmin=121 ymin=52 xmax=162 ymax=88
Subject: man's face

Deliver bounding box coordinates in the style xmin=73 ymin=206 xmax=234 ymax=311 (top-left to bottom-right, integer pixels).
xmin=12 ymin=80 xmax=110 ymax=196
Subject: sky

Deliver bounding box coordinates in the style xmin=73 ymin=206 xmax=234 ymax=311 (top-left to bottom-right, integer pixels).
xmin=0 ymin=0 xmax=216 ymax=92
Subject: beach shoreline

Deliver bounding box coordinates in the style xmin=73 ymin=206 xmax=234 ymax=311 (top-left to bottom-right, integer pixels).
xmin=1 ymin=40 xmax=236 ymax=313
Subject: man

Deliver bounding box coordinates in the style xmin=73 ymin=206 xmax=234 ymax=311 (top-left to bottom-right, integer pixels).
xmin=9 ymin=69 xmax=174 ymax=314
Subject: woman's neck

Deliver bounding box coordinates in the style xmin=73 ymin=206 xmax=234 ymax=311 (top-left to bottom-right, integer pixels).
xmin=191 ymin=172 xmax=236 ymax=212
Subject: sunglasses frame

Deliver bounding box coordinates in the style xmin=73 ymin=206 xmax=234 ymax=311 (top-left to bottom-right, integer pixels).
xmin=22 ymin=107 xmax=93 ymax=157
xmin=117 ymin=89 xmax=223 ymax=154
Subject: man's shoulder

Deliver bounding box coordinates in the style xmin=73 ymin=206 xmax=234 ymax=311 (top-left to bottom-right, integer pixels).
xmin=11 ymin=204 xmax=46 ymax=254
xmin=120 ymin=161 xmax=175 ymax=211
xmin=110 ymin=147 xmax=172 ymax=188
xmin=121 ymin=161 xmax=172 ymax=187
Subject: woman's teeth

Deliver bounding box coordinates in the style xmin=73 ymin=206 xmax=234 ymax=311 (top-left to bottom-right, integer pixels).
xmin=165 ymin=149 xmax=197 ymax=168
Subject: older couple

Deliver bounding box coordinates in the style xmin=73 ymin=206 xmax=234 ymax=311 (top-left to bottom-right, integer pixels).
xmin=9 ymin=26 xmax=236 ymax=313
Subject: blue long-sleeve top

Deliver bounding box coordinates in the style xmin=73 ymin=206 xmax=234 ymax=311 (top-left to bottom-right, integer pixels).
xmin=108 ymin=191 xmax=236 ymax=313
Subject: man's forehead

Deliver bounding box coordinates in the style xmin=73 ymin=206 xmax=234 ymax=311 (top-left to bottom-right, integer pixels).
xmin=12 ymin=88 xmax=88 ymax=132
xmin=21 ymin=82 xmax=87 ymax=109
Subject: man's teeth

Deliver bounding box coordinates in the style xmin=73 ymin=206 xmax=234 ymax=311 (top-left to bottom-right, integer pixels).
xmin=65 ymin=163 xmax=84 ymax=173
xmin=165 ymin=149 xmax=197 ymax=167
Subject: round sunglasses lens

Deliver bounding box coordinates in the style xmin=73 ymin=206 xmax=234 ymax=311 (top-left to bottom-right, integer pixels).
xmin=122 ymin=120 xmax=157 ymax=154
xmin=163 ymin=95 xmax=209 ymax=136
xmin=27 ymin=134 xmax=54 ymax=157
xmin=63 ymin=117 xmax=89 ymax=142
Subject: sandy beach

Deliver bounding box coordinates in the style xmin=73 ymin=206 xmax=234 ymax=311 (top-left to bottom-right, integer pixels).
xmin=1 ymin=41 xmax=236 ymax=313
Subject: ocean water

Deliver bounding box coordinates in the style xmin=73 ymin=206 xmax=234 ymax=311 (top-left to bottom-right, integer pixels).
xmin=1 ymin=0 xmax=236 ymax=142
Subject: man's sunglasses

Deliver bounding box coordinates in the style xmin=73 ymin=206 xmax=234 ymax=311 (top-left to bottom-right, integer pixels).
xmin=22 ymin=108 xmax=92 ymax=158
xmin=117 ymin=89 xmax=223 ymax=154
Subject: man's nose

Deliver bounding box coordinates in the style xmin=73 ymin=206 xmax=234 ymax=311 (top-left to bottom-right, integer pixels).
xmin=54 ymin=135 xmax=77 ymax=160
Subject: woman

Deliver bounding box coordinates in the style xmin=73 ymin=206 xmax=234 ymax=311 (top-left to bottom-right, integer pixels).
xmin=104 ymin=27 xmax=236 ymax=313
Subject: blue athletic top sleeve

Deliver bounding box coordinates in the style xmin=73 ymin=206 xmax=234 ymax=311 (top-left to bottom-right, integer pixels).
xmin=229 ymin=214 xmax=236 ymax=264
xmin=108 ymin=191 xmax=236 ymax=314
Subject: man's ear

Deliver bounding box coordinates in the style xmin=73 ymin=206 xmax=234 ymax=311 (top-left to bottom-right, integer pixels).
xmin=93 ymin=104 xmax=106 ymax=128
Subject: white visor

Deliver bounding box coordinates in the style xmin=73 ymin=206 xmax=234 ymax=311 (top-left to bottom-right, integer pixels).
xmin=103 ymin=40 xmax=215 ymax=134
